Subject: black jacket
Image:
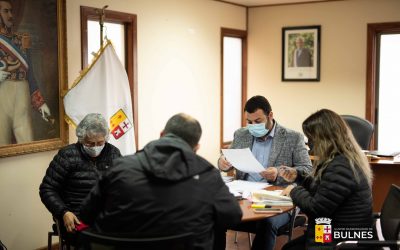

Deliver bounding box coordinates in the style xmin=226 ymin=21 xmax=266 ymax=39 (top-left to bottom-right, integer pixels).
xmin=290 ymin=154 xmax=374 ymax=248
xmin=80 ymin=134 xmax=243 ymax=250
xmin=39 ymin=142 xmax=122 ymax=219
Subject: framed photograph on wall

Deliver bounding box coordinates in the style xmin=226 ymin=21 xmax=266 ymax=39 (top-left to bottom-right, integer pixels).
xmin=282 ymin=25 xmax=320 ymax=81
xmin=0 ymin=0 xmax=68 ymax=158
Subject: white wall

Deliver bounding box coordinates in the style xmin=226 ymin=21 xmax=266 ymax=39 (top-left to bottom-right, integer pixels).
xmin=248 ymin=0 xmax=400 ymax=133
xmin=0 ymin=1 xmax=245 ymax=249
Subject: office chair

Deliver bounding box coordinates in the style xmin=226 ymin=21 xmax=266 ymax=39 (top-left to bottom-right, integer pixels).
xmin=47 ymin=217 xmax=71 ymax=250
xmin=79 ymin=230 xmax=194 ymax=250
xmin=341 ymin=115 xmax=374 ymax=150
xmin=336 ymin=184 xmax=400 ymax=250
xmin=0 ymin=240 xmax=7 ymax=250
xmin=277 ymin=207 xmax=307 ymax=241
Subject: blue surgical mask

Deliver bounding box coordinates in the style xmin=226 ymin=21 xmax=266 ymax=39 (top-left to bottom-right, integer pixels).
xmin=247 ymin=123 xmax=269 ymax=138
xmin=83 ymin=144 xmax=105 ymax=157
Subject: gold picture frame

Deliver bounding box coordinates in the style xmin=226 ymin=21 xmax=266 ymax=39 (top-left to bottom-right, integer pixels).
xmin=0 ymin=0 xmax=68 ymax=157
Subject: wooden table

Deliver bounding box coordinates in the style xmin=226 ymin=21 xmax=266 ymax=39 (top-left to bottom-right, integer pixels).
xmin=239 ymin=199 xmax=293 ymax=222
xmin=369 ymin=158 xmax=400 ymax=212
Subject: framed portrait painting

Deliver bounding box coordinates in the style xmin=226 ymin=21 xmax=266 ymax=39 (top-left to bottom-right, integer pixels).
xmin=282 ymin=25 xmax=320 ymax=81
xmin=0 ymin=0 xmax=68 ymax=157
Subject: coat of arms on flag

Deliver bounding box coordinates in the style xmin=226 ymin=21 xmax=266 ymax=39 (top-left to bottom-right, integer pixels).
xmin=315 ymin=217 xmax=332 ymax=243
xmin=110 ymin=109 xmax=132 ymax=140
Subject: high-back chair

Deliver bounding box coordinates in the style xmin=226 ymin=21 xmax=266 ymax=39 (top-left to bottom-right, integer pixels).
xmin=79 ymin=230 xmax=194 ymax=250
xmin=336 ymin=184 xmax=400 ymax=250
xmin=0 ymin=240 xmax=7 ymax=250
xmin=341 ymin=115 xmax=374 ymax=150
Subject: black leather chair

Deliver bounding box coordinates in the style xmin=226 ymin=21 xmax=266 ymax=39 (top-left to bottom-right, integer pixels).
xmin=341 ymin=115 xmax=374 ymax=150
xmin=336 ymin=184 xmax=400 ymax=250
xmin=79 ymin=230 xmax=194 ymax=250
xmin=0 ymin=240 xmax=7 ymax=250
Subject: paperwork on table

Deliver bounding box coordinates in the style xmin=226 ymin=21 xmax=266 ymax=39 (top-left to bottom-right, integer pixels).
xmin=251 ymin=190 xmax=293 ymax=206
xmin=221 ymin=148 xmax=265 ymax=173
xmin=225 ymin=180 xmax=270 ymax=199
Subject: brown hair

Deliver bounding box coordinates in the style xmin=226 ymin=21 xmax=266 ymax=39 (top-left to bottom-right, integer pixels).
xmin=302 ymin=109 xmax=372 ymax=186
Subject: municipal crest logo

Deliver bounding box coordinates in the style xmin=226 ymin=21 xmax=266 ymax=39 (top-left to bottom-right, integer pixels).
xmin=110 ymin=109 xmax=132 ymax=140
xmin=315 ymin=217 xmax=332 ymax=243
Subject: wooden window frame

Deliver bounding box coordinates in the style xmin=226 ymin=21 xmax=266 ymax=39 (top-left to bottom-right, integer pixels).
xmin=366 ymin=22 xmax=400 ymax=149
xmin=220 ymin=28 xmax=247 ymax=149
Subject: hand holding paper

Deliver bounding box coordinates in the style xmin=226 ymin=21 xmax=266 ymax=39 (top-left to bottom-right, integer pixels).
xmin=218 ymin=156 xmax=233 ymax=171
xmin=221 ymin=148 xmax=265 ymax=173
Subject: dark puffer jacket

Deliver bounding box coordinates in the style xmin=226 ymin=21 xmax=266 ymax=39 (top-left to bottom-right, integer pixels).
xmin=290 ymin=154 xmax=374 ymax=249
xmin=39 ymin=142 xmax=121 ymax=219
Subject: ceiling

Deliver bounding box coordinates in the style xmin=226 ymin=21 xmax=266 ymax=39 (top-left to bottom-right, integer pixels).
xmin=218 ymin=0 xmax=337 ymax=7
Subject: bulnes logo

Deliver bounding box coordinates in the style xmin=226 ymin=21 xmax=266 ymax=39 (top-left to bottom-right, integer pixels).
xmin=315 ymin=217 xmax=332 ymax=243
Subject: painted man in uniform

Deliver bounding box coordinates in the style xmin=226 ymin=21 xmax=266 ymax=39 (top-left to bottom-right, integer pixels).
xmin=0 ymin=0 xmax=51 ymax=145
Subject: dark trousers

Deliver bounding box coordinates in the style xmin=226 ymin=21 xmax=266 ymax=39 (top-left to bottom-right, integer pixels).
xmin=282 ymin=234 xmax=306 ymax=250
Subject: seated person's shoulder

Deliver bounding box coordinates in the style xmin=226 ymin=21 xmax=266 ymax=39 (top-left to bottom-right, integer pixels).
xmin=106 ymin=143 xmax=122 ymax=157
xmin=113 ymin=153 xmax=139 ymax=167
xmin=234 ymin=127 xmax=250 ymax=137
xmin=276 ymin=124 xmax=303 ymax=140
xmin=57 ymin=143 xmax=80 ymax=157
xmin=195 ymin=155 xmax=223 ymax=176
xmin=323 ymin=155 xmax=354 ymax=178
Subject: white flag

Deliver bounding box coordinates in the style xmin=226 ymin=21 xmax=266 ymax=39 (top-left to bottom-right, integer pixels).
xmin=63 ymin=40 xmax=136 ymax=155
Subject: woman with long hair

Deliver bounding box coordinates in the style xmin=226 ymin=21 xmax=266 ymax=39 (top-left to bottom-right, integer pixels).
xmin=281 ymin=109 xmax=374 ymax=250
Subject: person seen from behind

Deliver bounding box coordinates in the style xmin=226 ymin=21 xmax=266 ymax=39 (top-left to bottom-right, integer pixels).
xmin=79 ymin=113 xmax=243 ymax=250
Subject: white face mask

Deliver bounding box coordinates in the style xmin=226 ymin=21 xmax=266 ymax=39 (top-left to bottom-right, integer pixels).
xmin=83 ymin=144 xmax=105 ymax=157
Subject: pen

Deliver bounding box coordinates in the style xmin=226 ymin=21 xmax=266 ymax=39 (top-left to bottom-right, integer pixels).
xmin=251 ymin=204 xmax=272 ymax=208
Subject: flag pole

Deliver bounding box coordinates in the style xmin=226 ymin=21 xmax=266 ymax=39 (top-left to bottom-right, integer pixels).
xmin=96 ymin=5 xmax=108 ymax=48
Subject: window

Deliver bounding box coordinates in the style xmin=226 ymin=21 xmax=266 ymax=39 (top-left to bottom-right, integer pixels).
xmin=221 ymin=28 xmax=247 ymax=148
xmin=377 ymin=34 xmax=400 ymax=150
xmin=87 ymin=21 xmax=125 ymax=65
xmin=81 ymin=6 xmax=138 ymax=148
xmin=366 ymin=22 xmax=400 ymax=150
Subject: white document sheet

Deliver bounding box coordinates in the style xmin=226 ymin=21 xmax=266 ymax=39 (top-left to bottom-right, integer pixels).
xmin=221 ymin=148 xmax=265 ymax=173
xmin=226 ymin=180 xmax=271 ymax=199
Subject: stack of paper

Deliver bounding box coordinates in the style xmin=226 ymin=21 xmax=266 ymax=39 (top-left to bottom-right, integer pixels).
xmin=367 ymin=150 xmax=400 ymax=157
xmin=225 ymin=180 xmax=271 ymax=199
xmin=251 ymin=190 xmax=293 ymax=206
